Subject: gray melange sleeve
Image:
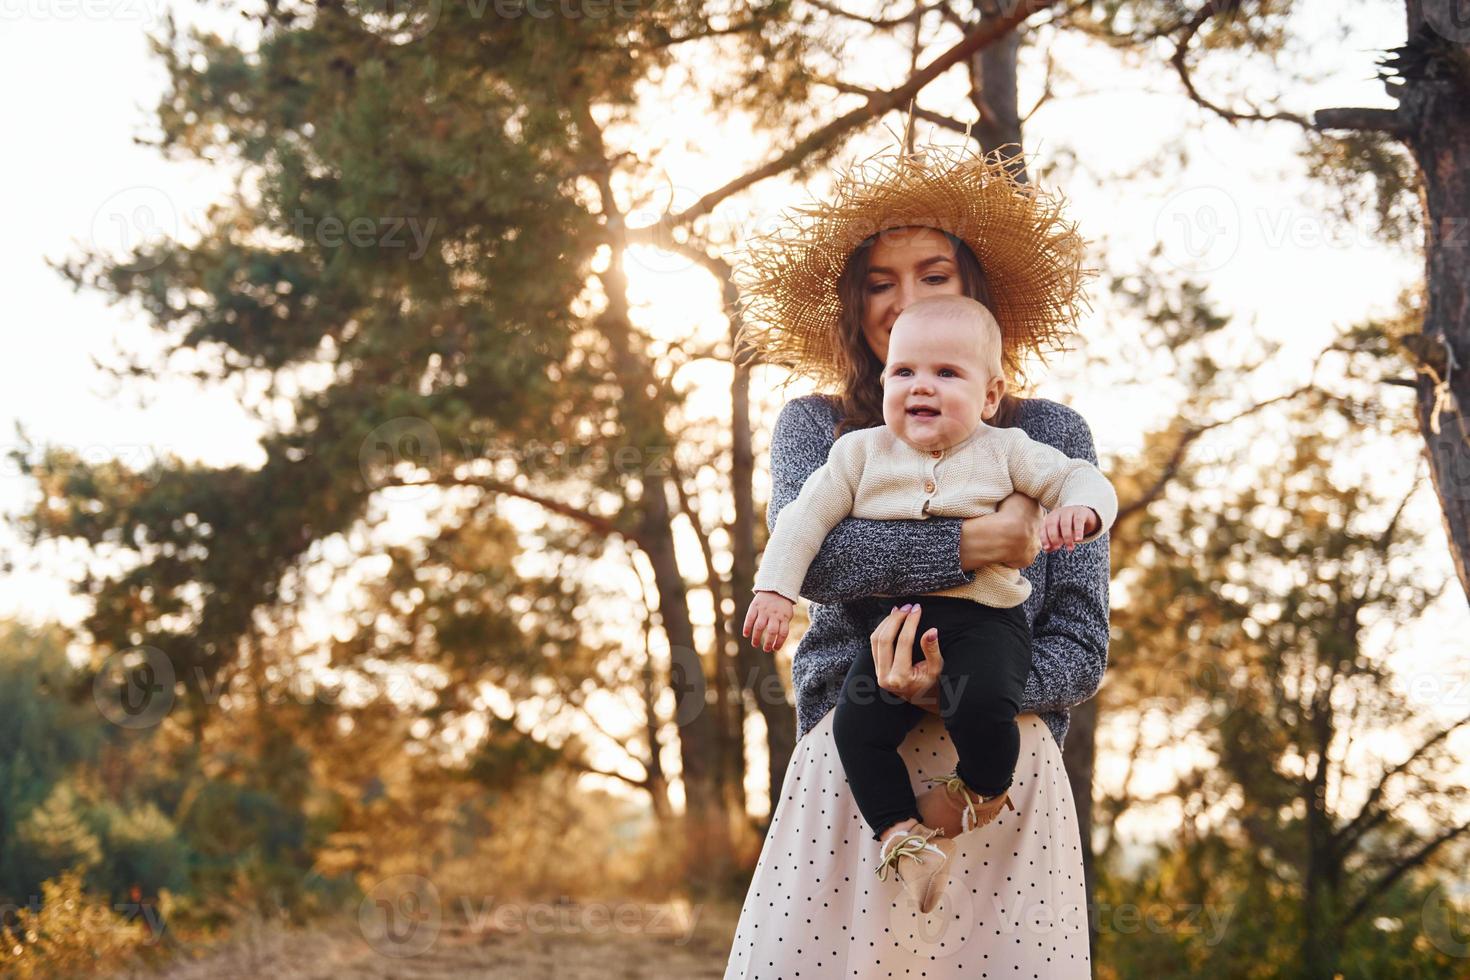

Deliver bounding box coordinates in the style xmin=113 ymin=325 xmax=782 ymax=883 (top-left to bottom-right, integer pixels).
xmin=767 ymin=396 xmax=975 ymax=605
xmin=1017 ymin=408 xmax=1111 ymax=716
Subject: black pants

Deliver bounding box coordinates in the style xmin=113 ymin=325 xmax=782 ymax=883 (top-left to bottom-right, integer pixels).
xmin=832 ymin=595 xmax=1033 ymax=841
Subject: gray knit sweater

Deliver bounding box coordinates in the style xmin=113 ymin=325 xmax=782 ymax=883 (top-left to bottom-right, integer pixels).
xmin=768 ymin=394 xmax=1111 ymax=748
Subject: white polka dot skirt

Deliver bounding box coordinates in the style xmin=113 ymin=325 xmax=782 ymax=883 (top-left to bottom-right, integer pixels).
xmin=723 ymin=711 xmax=1091 ymax=979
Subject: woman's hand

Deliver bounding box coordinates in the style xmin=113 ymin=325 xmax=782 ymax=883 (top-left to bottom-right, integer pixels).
xmin=959 ymin=492 xmax=1043 ymax=571
xmin=870 ymin=604 xmax=943 ymax=713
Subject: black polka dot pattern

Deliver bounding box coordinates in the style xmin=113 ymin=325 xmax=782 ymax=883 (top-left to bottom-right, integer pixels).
xmin=723 ymin=712 xmax=1091 ymax=978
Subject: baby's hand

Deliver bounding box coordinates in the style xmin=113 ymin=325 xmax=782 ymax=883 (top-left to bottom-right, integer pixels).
xmin=743 ymin=591 xmax=795 ymax=652
xmin=1041 ymin=505 xmax=1099 ymax=553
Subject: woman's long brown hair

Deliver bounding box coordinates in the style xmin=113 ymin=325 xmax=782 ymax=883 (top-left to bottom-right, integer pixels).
xmin=832 ymin=229 xmax=1024 ymax=437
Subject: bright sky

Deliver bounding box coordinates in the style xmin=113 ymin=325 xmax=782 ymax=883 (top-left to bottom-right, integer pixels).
xmin=3 ymin=0 xmax=1466 ymax=834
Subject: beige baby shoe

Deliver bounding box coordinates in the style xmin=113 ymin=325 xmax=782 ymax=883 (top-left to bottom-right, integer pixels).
xmin=924 ymin=766 xmax=1015 ymax=833
xmin=874 ymin=822 xmax=958 ymax=914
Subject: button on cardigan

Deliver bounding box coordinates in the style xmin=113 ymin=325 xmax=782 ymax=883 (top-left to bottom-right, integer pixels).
xmin=755 ymin=417 xmax=1118 ymax=609
xmin=765 ymin=395 xmax=1113 ymax=747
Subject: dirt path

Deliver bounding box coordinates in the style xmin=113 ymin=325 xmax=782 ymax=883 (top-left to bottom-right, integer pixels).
xmin=116 ymin=900 xmax=740 ymax=979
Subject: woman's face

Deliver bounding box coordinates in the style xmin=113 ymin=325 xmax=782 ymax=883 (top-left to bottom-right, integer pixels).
xmin=859 ymin=226 xmax=966 ymax=364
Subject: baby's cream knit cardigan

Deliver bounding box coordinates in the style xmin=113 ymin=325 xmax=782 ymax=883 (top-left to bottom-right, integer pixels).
xmin=755 ymin=419 xmax=1118 ymax=608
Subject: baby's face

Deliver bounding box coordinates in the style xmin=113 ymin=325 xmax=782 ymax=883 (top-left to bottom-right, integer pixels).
xmin=881 ymin=311 xmax=1005 ymax=452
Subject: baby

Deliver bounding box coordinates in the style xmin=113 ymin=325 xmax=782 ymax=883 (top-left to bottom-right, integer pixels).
xmin=742 ymin=294 xmax=1117 ymax=913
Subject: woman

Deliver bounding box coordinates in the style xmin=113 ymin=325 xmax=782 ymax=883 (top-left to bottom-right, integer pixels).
xmin=723 ymin=142 xmax=1106 ymax=977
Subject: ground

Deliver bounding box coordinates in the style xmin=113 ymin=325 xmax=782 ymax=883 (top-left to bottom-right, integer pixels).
xmin=112 ymin=899 xmax=741 ymax=979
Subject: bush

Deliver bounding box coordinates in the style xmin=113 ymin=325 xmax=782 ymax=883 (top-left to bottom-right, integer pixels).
xmin=0 ymin=867 xmax=152 ymax=979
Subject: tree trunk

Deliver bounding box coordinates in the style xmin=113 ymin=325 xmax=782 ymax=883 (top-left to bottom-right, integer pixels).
xmin=1402 ymin=3 xmax=1470 ymax=600
xmin=596 ymin=221 xmax=734 ymax=887
xmin=730 ymin=302 xmax=798 ymax=831
xmin=636 ymin=472 xmax=737 ymax=885
xmin=971 ymin=0 xmax=1029 ymax=182
xmin=705 ymin=586 xmax=746 ymax=823
xmin=640 ymin=625 xmax=675 ymax=826
xmin=1300 ymin=674 xmax=1340 ymax=979
xmin=1063 ymin=697 xmax=1099 ymax=953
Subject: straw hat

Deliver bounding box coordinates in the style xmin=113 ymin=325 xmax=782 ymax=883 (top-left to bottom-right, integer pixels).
xmin=732 ymin=136 xmax=1095 ymax=389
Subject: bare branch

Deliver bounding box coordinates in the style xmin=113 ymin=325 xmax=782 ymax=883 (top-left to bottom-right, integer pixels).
xmin=668 ymin=452 xmax=733 ymax=643
xmin=804 ymin=0 xmax=949 ymax=28
xmin=1336 ymin=711 xmax=1470 ymax=854
xmin=1169 ymin=4 xmax=1313 ymax=130
xmin=1031 ymin=0 xmax=1103 ymax=34
xmin=938 ymin=0 xmax=968 ymax=31
xmin=1314 ymin=107 xmax=1408 ymax=138
xmin=567 ymin=757 xmax=653 ymax=792
xmin=624 ymin=17 xmax=775 ymax=51
xmin=389 ymin=476 xmax=634 ymax=543
xmin=1116 ymin=383 xmax=1317 ymax=522
xmin=553 ymin=679 xmax=634 ymax=756
xmin=1361 ymin=484 xmax=1419 ymax=598
xmin=1342 ymin=817 xmax=1470 ymax=928
xmin=1327 ymin=685 xmax=1368 ymax=818
xmin=665 ymin=338 xmax=727 ymax=365
xmin=1097 ymin=716 xmax=1148 ymax=862
xmin=626 ymin=540 xmax=673 ymax=812
xmin=629 ymin=0 xmax=1065 ymax=238
xmin=1066 ymin=3 xmax=1405 ymax=142
xmin=812 ymin=76 xmax=973 ymax=135
xmin=1020 ymin=47 xmax=1057 ymax=124
xmin=654 ymin=236 xmax=735 ymax=280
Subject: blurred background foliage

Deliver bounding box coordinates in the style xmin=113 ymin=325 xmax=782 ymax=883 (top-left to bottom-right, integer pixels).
xmin=4 ymin=0 xmax=1470 ymax=976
